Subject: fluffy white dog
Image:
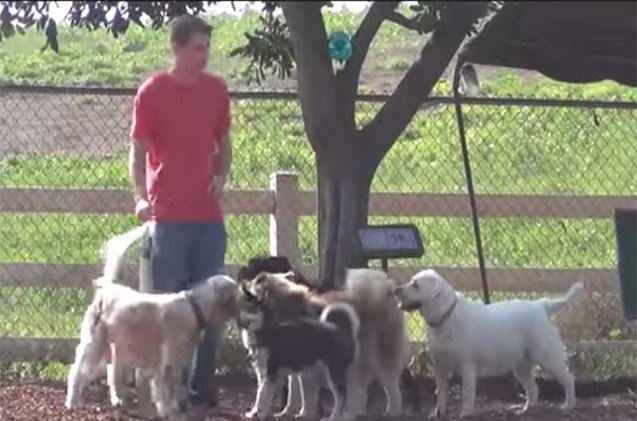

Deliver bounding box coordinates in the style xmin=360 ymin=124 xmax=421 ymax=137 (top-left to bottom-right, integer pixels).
xmin=64 ymin=223 xmax=239 ymax=419
xmin=393 ymin=269 xmax=585 ymax=418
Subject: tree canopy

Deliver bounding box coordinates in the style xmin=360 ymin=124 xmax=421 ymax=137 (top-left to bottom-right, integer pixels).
xmin=0 ymin=1 xmax=498 ymax=85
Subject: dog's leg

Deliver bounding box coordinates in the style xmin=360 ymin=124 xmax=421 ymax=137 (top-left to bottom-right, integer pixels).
xmin=321 ymin=364 xmax=350 ymax=421
xmin=541 ymin=357 xmax=576 ymax=410
xmin=275 ymin=374 xmax=302 ymax=418
xmin=459 ymin=365 xmax=477 ymax=418
xmin=344 ymin=364 xmax=371 ymax=419
xmin=430 ymin=363 xmax=450 ymax=419
xmin=297 ymin=365 xmax=323 ymax=418
xmin=512 ymin=363 xmax=539 ymax=413
xmin=251 ymin=375 xmax=277 ymax=420
xmin=401 ymin=367 xmax=422 ymax=413
xmin=245 ymin=353 xmax=268 ymax=418
xmin=155 ymin=342 xmax=187 ymax=420
xmin=136 ymin=369 xmax=156 ymax=418
xmin=65 ymin=323 xmax=109 ymax=409
xmin=154 ymin=364 xmax=170 ymax=418
xmin=150 ymin=373 xmax=163 ymax=415
xmin=381 ymin=370 xmax=403 ymax=416
xmin=106 ymin=344 xmax=127 ymax=408
xmin=157 ymin=363 xmax=184 ymax=419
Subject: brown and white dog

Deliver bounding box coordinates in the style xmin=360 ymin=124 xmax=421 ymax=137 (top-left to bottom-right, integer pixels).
xmin=237 ymin=256 xmax=414 ymax=420
xmin=64 ymin=223 xmax=239 ymax=419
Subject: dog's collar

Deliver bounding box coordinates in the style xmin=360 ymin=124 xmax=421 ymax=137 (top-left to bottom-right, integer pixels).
xmin=426 ymin=297 xmax=458 ymax=329
xmin=185 ymin=290 xmax=208 ymax=331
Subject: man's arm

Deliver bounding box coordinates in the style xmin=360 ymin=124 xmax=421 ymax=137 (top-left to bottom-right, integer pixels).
xmin=210 ymin=84 xmax=232 ymax=198
xmin=214 ymin=134 xmax=232 ymax=178
xmin=129 ymin=80 xmax=153 ymax=204
xmin=129 ymin=139 xmax=148 ymax=201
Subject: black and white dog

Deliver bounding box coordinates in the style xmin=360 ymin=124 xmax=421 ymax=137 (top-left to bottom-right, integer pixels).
xmin=237 ymin=275 xmax=360 ymax=421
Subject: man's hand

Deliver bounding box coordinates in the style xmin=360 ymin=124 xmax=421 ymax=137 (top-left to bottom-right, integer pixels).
xmin=208 ymin=174 xmax=227 ymax=200
xmin=135 ymin=198 xmax=153 ymax=221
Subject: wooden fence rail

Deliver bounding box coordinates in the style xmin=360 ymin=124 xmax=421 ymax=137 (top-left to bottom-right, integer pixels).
xmin=0 ymin=172 xmax=635 ymax=363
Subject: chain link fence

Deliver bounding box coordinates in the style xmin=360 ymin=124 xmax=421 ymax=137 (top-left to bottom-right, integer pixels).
xmin=0 ymin=86 xmax=635 ymax=380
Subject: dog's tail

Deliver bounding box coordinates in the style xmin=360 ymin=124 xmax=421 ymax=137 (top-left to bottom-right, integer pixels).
xmin=320 ymin=301 xmax=361 ymax=341
xmin=345 ymin=268 xmax=396 ymax=314
xmin=99 ymin=222 xmax=152 ymax=283
xmin=539 ymin=282 xmax=586 ymax=317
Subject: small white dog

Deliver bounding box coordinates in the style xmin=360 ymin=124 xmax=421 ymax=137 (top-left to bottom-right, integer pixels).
xmin=64 ymin=223 xmax=239 ymax=419
xmin=393 ymin=269 xmax=585 ymax=418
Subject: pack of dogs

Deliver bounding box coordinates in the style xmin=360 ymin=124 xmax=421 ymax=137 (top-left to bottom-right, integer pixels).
xmin=64 ymin=223 xmax=586 ymax=420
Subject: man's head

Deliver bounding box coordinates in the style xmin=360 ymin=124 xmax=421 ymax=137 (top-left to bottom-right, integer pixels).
xmin=170 ymin=14 xmax=213 ymax=74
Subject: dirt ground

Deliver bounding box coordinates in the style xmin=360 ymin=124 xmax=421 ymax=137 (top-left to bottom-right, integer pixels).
xmin=1 ymin=374 xmax=635 ymax=421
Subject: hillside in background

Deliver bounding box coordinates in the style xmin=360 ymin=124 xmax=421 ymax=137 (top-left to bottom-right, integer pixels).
xmin=0 ymin=8 xmax=635 ymax=100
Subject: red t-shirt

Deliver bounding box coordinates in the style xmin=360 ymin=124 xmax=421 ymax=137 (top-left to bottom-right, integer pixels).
xmin=130 ymin=71 xmax=231 ymax=222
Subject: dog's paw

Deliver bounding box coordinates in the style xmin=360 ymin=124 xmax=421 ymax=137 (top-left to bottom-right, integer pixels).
xmin=243 ymin=408 xmax=260 ymax=419
xmin=110 ymin=395 xmax=123 ymax=408
xmin=274 ymin=409 xmax=291 ymax=419
xmin=295 ymin=409 xmax=318 ymax=419
xmin=428 ymin=407 xmax=445 ymax=419
xmin=509 ymin=403 xmax=531 ymax=415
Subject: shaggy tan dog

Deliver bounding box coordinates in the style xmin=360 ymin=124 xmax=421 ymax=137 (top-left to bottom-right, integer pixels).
xmin=64 ymin=223 xmax=239 ymax=419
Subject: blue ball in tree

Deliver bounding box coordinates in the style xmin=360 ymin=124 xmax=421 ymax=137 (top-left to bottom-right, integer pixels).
xmin=328 ymin=31 xmax=353 ymax=63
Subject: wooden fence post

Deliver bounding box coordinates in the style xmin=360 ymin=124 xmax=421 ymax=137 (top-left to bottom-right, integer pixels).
xmin=269 ymin=172 xmax=301 ymax=267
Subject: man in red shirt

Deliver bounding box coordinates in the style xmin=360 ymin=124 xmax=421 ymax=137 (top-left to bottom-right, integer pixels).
xmin=129 ymin=14 xmax=232 ymax=418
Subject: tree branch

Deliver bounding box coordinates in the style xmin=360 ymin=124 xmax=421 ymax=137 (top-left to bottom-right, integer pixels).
xmin=363 ymin=2 xmax=490 ymax=163
xmin=279 ymin=2 xmax=337 ymax=150
xmin=385 ymin=9 xmax=439 ymax=34
xmin=337 ymin=1 xmax=399 ymax=108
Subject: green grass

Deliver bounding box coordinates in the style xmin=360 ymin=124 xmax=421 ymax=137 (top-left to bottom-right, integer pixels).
xmin=0 ymin=8 xmax=636 ymax=379
xmin=0 ymin=6 xmax=636 ymax=100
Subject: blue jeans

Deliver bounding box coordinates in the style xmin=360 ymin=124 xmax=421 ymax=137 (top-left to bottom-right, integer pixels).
xmin=147 ymin=221 xmax=227 ymax=407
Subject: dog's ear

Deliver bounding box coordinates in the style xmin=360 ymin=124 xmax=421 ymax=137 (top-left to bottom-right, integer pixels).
xmin=241 ymin=282 xmax=259 ymax=302
xmin=273 ymin=256 xmax=293 ymax=272
xmin=254 ymin=271 xmax=269 ymax=285
xmin=253 ymin=272 xmax=270 ymax=301
xmin=282 ymin=271 xmax=296 ymax=281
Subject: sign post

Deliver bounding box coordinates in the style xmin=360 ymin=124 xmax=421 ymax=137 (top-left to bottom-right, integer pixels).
xmin=357 ymin=224 xmax=425 ymax=274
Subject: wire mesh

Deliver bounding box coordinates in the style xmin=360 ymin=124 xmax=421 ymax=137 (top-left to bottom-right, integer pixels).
xmin=0 ymin=86 xmax=635 ymax=379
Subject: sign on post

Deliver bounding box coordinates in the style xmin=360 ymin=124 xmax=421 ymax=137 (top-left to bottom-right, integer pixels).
xmin=357 ymin=224 xmax=425 ymax=273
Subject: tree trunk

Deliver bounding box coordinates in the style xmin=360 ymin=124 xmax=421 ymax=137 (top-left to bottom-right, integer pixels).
xmin=280 ymin=1 xmax=489 ymax=289
xmin=316 ymin=140 xmax=376 ymax=290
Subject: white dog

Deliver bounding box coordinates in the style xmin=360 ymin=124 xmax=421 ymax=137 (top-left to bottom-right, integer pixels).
xmin=393 ymin=269 xmax=585 ymax=418
xmin=65 ymin=223 xmax=239 ymax=419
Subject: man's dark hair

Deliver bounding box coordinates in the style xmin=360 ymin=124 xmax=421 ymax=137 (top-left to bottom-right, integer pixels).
xmin=170 ymin=14 xmax=212 ymax=47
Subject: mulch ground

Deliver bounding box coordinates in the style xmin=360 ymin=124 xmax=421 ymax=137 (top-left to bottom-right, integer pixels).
xmin=1 ymin=374 xmax=635 ymax=421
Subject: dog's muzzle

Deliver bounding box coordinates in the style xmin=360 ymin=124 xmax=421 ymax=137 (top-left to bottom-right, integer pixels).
xmin=398 ymin=300 xmax=421 ymax=312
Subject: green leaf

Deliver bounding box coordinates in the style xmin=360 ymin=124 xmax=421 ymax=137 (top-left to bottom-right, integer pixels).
xmin=1 ymin=22 xmax=16 ymax=39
